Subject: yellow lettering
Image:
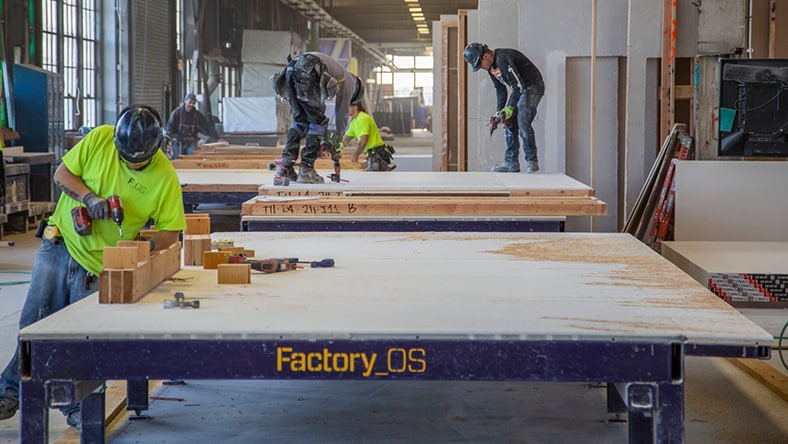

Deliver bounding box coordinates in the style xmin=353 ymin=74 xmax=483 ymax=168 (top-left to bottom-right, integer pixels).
xmin=277 ymin=347 xmax=293 ymax=371
xmin=291 ymin=352 xmax=306 ymax=371
xmin=361 ymin=353 xmax=377 ymax=377
xmin=322 ymin=348 xmax=332 ymax=373
xmin=333 ymin=353 xmax=348 ymax=371
xmin=408 ymin=349 xmax=427 ymax=372
xmin=307 ymin=352 xmax=322 ymax=371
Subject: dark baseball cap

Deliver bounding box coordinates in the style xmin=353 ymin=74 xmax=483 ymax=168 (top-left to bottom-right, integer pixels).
xmin=185 ymin=93 xmax=197 ymax=102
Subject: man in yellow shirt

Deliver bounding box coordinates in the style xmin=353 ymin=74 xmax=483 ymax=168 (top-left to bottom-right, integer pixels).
xmin=343 ymin=101 xmax=395 ymax=171
xmin=0 ymin=105 xmax=185 ymax=428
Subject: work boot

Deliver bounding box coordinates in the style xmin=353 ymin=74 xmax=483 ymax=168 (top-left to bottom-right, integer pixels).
xmin=0 ymin=397 xmax=19 ymax=419
xmin=386 ymin=162 xmax=397 ymax=171
xmin=297 ymin=165 xmax=325 ymax=184
xmin=526 ymin=160 xmax=540 ymax=173
xmin=490 ymin=162 xmax=520 ymax=173
xmin=66 ymin=409 xmax=81 ymax=428
xmin=281 ymin=164 xmax=298 ymax=182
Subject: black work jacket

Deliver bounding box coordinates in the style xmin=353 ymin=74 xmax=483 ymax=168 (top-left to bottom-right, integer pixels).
xmin=488 ymin=48 xmax=545 ymax=111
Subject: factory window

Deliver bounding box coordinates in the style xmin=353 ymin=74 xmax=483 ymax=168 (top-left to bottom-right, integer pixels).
xmin=41 ymin=0 xmax=98 ymax=130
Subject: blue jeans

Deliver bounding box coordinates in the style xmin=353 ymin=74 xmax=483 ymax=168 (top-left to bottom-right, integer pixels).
xmin=0 ymin=239 xmax=97 ymax=402
xmin=503 ymin=89 xmax=543 ymax=165
xmin=171 ymin=140 xmax=196 ymax=159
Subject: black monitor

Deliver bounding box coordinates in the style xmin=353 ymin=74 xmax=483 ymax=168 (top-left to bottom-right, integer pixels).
xmin=718 ymin=58 xmax=788 ymax=157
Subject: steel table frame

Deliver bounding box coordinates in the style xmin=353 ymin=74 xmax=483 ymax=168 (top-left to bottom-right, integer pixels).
xmin=17 ymin=231 xmax=773 ymax=443
xmin=19 ymin=335 xmax=768 ymax=443
xmin=241 ymin=216 xmax=565 ymax=232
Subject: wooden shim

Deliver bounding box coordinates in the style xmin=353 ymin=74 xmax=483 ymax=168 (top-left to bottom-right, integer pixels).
xmin=729 ymin=358 xmax=788 ymax=403
xmin=116 ymin=240 xmax=150 ymax=263
xmin=203 ymin=251 xmax=231 ymax=269
xmin=218 ymin=246 xmax=246 ymax=254
xmin=98 ymin=242 xmax=181 ymax=304
xmin=183 ymin=235 xmax=212 ymax=266
xmin=242 ymin=196 xmax=607 ymax=217
xmin=217 ymin=263 xmax=251 ymax=284
xmin=184 ymin=213 xmax=211 ymax=234
xmin=103 ymin=247 xmax=141 ymax=269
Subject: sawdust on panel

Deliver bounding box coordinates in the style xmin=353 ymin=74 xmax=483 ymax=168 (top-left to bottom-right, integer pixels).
xmin=488 ymin=237 xmax=655 ymax=265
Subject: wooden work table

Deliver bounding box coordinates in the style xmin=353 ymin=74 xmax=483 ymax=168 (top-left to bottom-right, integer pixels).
xmin=19 ymin=232 xmax=771 ymax=443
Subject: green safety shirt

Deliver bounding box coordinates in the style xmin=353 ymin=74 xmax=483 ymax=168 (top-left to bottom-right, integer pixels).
xmin=49 ymin=125 xmax=186 ymax=275
xmin=345 ymin=111 xmax=384 ymax=152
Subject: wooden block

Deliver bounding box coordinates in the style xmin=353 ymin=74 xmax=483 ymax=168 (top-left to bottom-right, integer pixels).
xmin=183 ymin=235 xmax=212 ymax=266
xmin=138 ymin=229 xmax=157 ymax=240
xmin=218 ymin=246 xmax=246 ymax=254
xmin=203 ymin=251 xmax=231 ymax=269
xmin=103 ymin=247 xmax=140 ymax=269
xmin=184 ymin=213 xmax=211 ymax=235
xmin=117 ymin=240 xmax=150 ymax=262
xmin=217 ymin=263 xmax=251 ymax=284
xmin=99 ymin=242 xmax=181 ymax=304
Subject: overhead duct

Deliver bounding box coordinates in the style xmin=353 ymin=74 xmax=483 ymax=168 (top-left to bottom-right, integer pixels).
xmin=277 ymin=0 xmax=397 ymax=71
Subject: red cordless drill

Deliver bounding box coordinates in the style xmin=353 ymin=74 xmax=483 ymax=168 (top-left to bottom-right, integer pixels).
xmin=71 ymin=206 xmax=92 ymax=236
xmin=107 ymin=195 xmax=124 ymax=237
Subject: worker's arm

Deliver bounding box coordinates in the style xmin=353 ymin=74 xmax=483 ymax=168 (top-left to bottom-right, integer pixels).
xmin=54 ymin=162 xmax=110 ymax=219
xmin=53 ymin=162 xmax=94 ymax=202
xmin=351 ymin=135 xmax=369 ymax=164
xmin=148 ymin=230 xmax=180 ymax=252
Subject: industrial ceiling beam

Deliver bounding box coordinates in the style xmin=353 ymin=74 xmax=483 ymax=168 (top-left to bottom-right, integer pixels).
xmin=278 ymin=0 xmax=398 ymax=70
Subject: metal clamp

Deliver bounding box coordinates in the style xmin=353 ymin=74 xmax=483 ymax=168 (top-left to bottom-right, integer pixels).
xmin=163 ymin=292 xmax=200 ymax=309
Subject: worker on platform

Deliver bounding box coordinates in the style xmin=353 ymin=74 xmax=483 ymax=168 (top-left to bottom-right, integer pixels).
xmin=0 ymin=105 xmax=186 ymax=428
xmin=164 ymin=92 xmax=219 ymax=159
xmin=272 ymin=52 xmax=364 ymax=183
xmin=343 ymin=100 xmax=396 ymax=171
xmin=464 ymin=42 xmax=545 ymax=173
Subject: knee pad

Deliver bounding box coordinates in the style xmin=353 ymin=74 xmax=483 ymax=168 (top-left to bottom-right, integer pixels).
xmin=289 ymin=122 xmax=308 ymax=138
xmin=307 ymin=122 xmax=327 ymax=137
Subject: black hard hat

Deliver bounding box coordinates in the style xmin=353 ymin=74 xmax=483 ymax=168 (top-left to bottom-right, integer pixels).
xmin=464 ymin=43 xmax=488 ymax=72
xmin=114 ymin=105 xmax=163 ymax=163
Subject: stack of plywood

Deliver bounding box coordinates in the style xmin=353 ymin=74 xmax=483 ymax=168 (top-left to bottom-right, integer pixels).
xmin=662 ymin=241 xmax=788 ymax=304
xmin=241 ymin=171 xmax=606 ymax=218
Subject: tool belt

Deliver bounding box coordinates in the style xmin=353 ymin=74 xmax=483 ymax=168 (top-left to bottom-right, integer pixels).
xmin=36 ymin=220 xmax=63 ymax=244
xmin=368 ymin=145 xmax=395 ymax=163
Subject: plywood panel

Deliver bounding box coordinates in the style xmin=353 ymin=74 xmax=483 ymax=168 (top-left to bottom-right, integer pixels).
xmin=22 ymin=232 xmax=771 ymax=347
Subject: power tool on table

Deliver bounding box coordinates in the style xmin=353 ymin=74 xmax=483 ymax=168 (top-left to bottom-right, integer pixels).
xmin=272 ymin=157 xmax=291 ymax=186
xmin=228 ymin=255 xmax=335 ymax=272
xmin=228 ymin=254 xmax=299 ymax=273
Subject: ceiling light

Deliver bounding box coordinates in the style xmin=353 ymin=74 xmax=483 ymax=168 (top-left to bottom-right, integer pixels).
xmin=404 ymin=0 xmax=419 ymax=3
xmin=413 ymin=16 xmax=426 ymax=21
xmin=408 ymin=7 xmax=422 ymax=12
xmin=418 ymin=29 xmax=430 ymax=34
xmin=411 ymin=12 xmax=424 ymax=17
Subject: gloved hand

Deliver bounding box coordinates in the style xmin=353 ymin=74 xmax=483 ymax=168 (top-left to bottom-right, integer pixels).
xmin=83 ymin=192 xmax=109 ymax=220
xmin=496 ymin=106 xmax=514 ymax=128
xmin=332 ymin=142 xmax=344 ymax=162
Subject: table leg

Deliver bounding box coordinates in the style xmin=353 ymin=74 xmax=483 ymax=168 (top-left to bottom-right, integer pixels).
xmin=20 ymin=379 xmax=48 ymax=444
xmin=80 ymin=388 xmax=106 ymax=444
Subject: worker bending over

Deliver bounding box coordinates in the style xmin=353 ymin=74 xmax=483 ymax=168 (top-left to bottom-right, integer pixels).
xmin=344 ymin=101 xmax=396 ymax=172
xmin=464 ymin=42 xmax=545 ymax=173
xmin=272 ymin=52 xmax=364 ymax=183
xmin=0 ymin=105 xmax=186 ymax=427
